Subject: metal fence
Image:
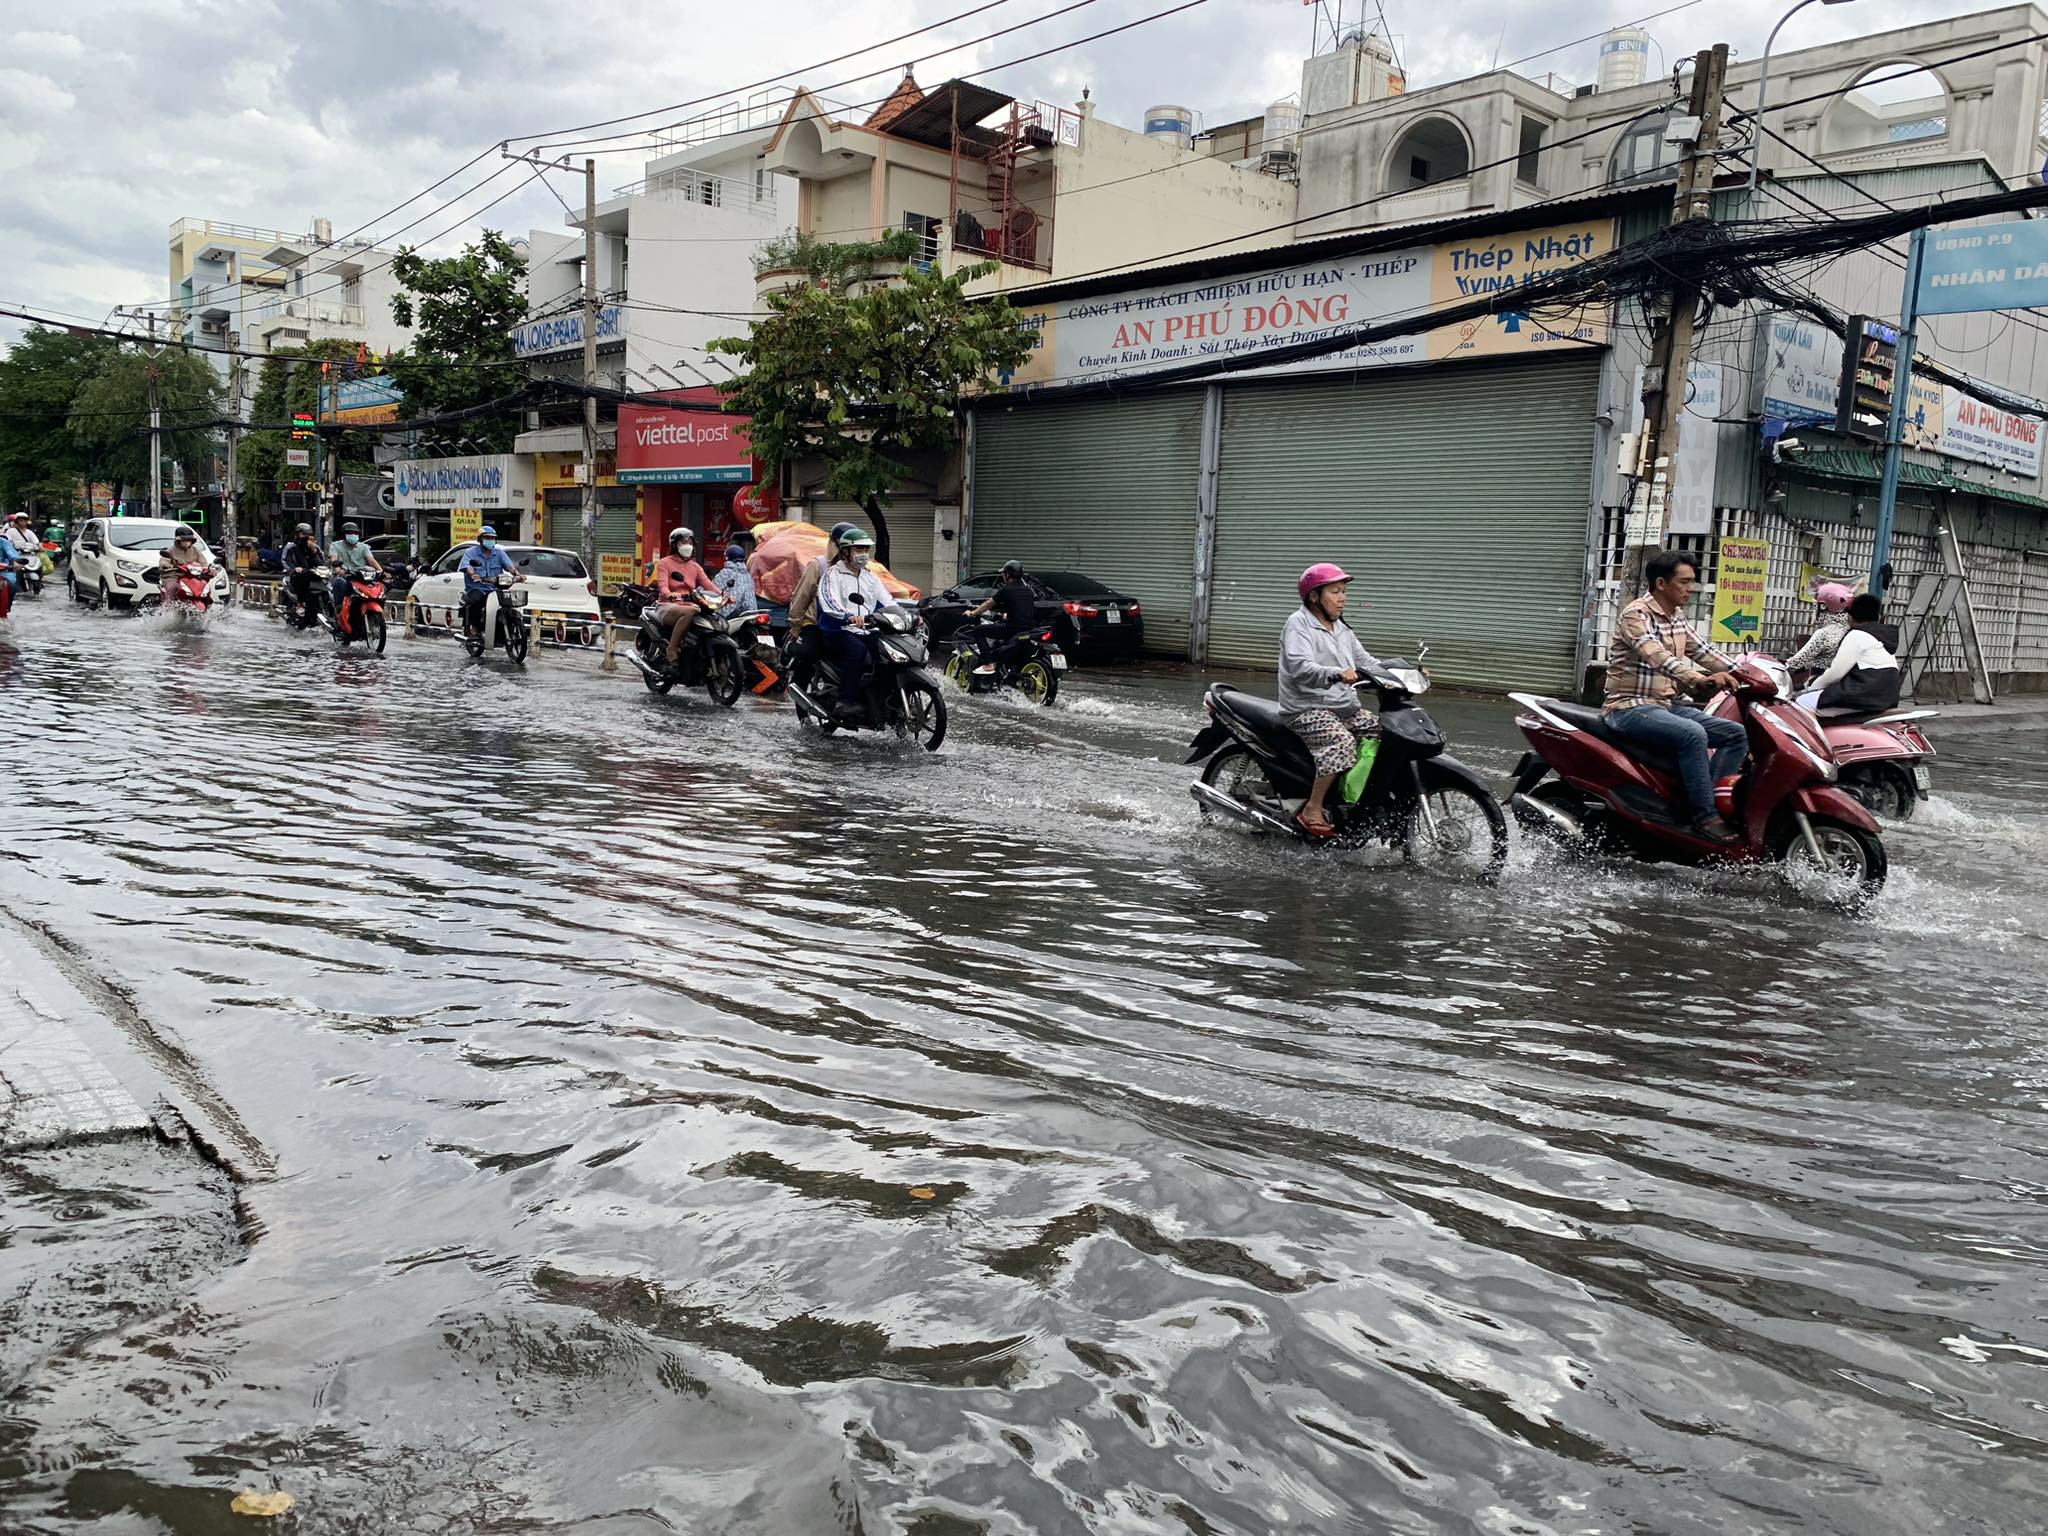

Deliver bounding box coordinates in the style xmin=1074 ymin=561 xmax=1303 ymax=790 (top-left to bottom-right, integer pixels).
xmin=230 ymin=579 xmax=630 ymax=669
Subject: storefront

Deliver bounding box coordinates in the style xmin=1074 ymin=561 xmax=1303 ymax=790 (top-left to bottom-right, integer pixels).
xmin=969 ymin=216 xmax=1615 ymax=690
xmin=615 ymin=390 xmax=776 ymax=579
xmin=391 ymin=453 xmax=536 ymax=562
xmin=532 ymin=449 xmax=638 ymax=598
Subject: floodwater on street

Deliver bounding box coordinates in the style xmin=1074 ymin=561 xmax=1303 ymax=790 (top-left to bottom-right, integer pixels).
xmin=1 ymin=596 xmax=2045 ymax=1535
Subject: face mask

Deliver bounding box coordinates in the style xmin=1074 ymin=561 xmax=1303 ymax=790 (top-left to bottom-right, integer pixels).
xmin=853 ymin=553 xmax=872 ymax=570
xmin=345 ymin=534 xmax=360 ymax=546
xmin=678 ymin=545 xmax=694 ymax=559
xmin=480 ymin=539 xmax=495 ymax=550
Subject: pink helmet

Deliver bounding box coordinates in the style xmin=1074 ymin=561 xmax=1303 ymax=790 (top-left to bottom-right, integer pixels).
xmin=1299 ymin=562 xmax=1351 ymax=603
xmin=1815 ymin=582 xmax=1853 ymax=612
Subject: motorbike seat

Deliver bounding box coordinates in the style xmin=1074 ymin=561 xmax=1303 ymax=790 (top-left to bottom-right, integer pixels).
xmin=1538 ymin=699 xmax=1684 ymax=771
xmin=1211 ymin=687 xmax=1317 ymax=779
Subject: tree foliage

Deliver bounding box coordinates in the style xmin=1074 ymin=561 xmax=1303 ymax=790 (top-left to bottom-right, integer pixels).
xmin=0 ymin=328 xmax=121 ymax=519
xmin=752 ymin=226 xmax=920 ymax=287
xmin=66 ymin=346 xmax=224 ymax=505
xmin=238 ymin=338 xmax=376 ymax=513
xmin=387 ymin=230 xmax=528 ymax=451
xmin=710 ymin=250 xmax=1036 ymax=565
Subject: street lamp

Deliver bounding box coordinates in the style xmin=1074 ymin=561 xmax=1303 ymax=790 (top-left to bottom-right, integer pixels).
xmin=1748 ymin=0 xmax=1861 ymax=194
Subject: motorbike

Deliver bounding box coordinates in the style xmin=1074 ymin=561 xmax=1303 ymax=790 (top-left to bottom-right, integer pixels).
xmin=465 ymin=569 xmax=531 ymax=665
xmin=314 ymin=564 xmax=388 ymax=655
xmin=626 ymin=590 xmax=748 ymax=706
xmin=279 ymin=569 xmax=322 ymax=630
xmin=787 ymin=608 xmax=948 ymax=751
xmin=9 ymin=544 xmax=44 ymax=598
xmin=942 ymin=623 xmax=1068 ymax=705
xmin=1505 ymin=659 xmax=1887 ymax=906
xmin=1186 ymin=650 xmax=1509 ymax=878
xmin=155 ymin=560 xmax=216 ymax=618
xmin=1709 ymin=654 xmax=1936 ymax=821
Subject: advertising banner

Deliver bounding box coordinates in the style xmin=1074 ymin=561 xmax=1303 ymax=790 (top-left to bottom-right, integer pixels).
xmin=451 ymin=508 xmax=482 ymax=544
xmin=616 ymin=401 xmax=753 ymax=485
xmin=598 ymin=552 xmax=638 ymax=595
xmin=1007 ymin=219 xmax=1613 ymax=389
xmin=1760 ymin=313 xmax=1844 ymax=426
xmin=393 ymin=455 xmax=534 ymax=512
xmin=318 ymin=376 xmax=402 ymax=425
xmin=1711 ymin=537 xmax=1770 ymax=647
xmin=1917 ymin=223 xmax=2048 ymax=317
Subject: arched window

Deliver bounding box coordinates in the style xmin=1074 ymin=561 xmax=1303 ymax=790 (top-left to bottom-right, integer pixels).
xmin=1385 ymin=117 xmax=1472 ymax=191
xmin=1821 ymin=62 xmax=1950 ymax=156
xmin=1608 ymin=109 xmax=1680 ymax=185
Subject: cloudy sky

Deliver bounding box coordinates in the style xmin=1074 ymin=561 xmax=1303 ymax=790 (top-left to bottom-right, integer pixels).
xmin=0 ymin=0 xmax=2002 ymax=346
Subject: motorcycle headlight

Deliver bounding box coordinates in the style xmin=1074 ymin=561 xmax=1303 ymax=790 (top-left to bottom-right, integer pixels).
xmin=880 ymin=643 xmax=910 ymax=664
xmin=504 ymin=588 xmax=529 ymax=607
xmin=1390 ymin=667 xmax=1429 ymax=694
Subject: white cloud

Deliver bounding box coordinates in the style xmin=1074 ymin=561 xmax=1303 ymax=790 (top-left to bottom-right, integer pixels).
xmin=0 ymin=0 xmax=2017 ymax=347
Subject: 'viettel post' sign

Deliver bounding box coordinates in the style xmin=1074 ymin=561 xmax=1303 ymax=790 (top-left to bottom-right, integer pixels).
xmin=512 ymin=305 xmax=626 ymax=357
xmin=616 ymin=401 xmax=754 ymax=484
xmin=392 ymin=454 xmax=535 ymax=511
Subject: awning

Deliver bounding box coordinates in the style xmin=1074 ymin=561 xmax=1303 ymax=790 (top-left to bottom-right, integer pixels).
xmin=1783 ymin=445 xmax=2048 ymax=513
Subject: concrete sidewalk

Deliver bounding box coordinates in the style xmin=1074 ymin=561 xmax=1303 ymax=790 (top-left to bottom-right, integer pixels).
xmin=0 ymin=971 xmax=152 ymax=1153
xmin=1910 ymin=692 xmax=2048 ymax=737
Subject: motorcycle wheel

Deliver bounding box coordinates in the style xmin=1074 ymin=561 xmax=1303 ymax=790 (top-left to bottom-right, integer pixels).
xmin=892 ymin=673 xmax=948 ymax=752
xmin=707 ymin=644 xmax=744 ymax=707
xmin=1772 ymin=815 xmax=1887 ymax=910
xmin=505 ymin=617 xmax=529 ymax=666
xmin=364 ymin=610 xmax=387 ymax=657
xmin=942 ymin=649 xmax=974 ymax=691
xmin=1198 ymin=745 xmax=1274 ymax=831
xmin=1403 ymin=781 xmax=1510 ymax=881
xmin=1017 ymin=659 xmax=1059 ymax=706
xmin=1840 ymin=762 xmax=1916 ymax=822
xmin=638 ymin=637 xmax=673 ymax=694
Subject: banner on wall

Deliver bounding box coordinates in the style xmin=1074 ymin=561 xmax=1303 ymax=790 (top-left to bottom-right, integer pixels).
xmin=1631 ymin=361 xmax=1724 ymax=537
xmin=1005 ymin=219 xmax=1614 ymax=389
xmin=451 ymin=508 xmax=482 ymax=544
xmin=1711 ymin=537 xmax=1770 ymax=647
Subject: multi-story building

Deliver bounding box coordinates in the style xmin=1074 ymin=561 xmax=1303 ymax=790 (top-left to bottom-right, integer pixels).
xmin=167 ymin=217 xmax=295 ymax=376
xmin=957 ymin=5 xmax=2048 ymax=697
xmin=246 ymin=220 xmax=416 ymax=360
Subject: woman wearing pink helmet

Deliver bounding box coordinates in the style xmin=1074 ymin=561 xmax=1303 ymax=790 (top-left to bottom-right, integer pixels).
xmin=1280 ymin=562 xmax=1381 ymax=838
xmin=1787 ymin=580 xmax=1855 ymax=684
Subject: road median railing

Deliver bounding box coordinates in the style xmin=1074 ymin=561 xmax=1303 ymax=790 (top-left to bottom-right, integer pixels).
xmin=232 ymin=576 xmax=629 ymax=670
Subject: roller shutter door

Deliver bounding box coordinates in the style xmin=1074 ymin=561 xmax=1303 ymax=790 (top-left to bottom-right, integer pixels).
xmin=546 ymin=488 xmax=638 ymax=591
xmin=1208 ymin=355 xmax=1600 ymax=691
xmin=814 ymin=498 xmax=935 ymax=599
xmin=971 ymin=392 xmax=1204 ymax=655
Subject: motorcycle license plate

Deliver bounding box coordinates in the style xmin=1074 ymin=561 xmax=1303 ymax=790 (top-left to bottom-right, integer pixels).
xmin=1050 ymin=653 xmax=1068 ymax=670
xmin=1912 ymin=765 xmax=1931 ymax=792
xmin=1105 ymin=609 xmax=1122 ymax=624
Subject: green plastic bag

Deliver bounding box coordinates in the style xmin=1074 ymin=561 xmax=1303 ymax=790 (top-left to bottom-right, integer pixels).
xmin=1339 ymin=734 xmax=1380 ymax=804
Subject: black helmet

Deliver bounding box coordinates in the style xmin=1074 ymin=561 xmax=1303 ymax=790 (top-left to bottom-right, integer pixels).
xmin=1001 ymin=560 xmax=1024 ymax=580
xmin=828 ymin=521 xmax=856 ymax=545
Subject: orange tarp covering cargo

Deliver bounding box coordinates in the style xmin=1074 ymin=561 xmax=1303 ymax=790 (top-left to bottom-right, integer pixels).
xmin=750 ymin=522 xmax=922 ymax=605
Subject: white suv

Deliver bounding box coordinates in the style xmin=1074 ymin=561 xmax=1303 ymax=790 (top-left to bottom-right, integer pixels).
xmin=68 ymin=518 xmax=230 ymax=609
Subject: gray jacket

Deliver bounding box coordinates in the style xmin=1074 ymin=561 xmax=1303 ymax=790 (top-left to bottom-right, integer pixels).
xmin=1278 ymin=608 xmax=1379 ymax=716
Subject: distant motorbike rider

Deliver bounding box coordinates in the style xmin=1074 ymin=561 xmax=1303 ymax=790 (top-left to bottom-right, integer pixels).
xmin=1281 ymin=563 xmax=1382 ymax=839
xmin=959 ymin=560 xmax=1038 ymax=673
xmin=1798 ymin=592 xmax=1902 ymax=715
xmin=158 ymin=526 xmax=218 ymax=583
xmin=786 ymin=521 xmax=857 ymax=685
xmin=326 ymin=520 xmax=381 ymax=616
xmin=653 ymin=528 xmax=719 ymax=667
xmin=818 ymin=528 xmax=901 ymax=723
xmin=459 ymin=526 xmax=518 ymax=639
xmin=283 ymin=523 xmax=322 ymax=627
xmin=713 ymin=542 xmax=758 ymax=616
xmin=1786 ymin=582 xmax=1854 ymax=683
xmin=4 ymin=512 xmax=38 ymax=558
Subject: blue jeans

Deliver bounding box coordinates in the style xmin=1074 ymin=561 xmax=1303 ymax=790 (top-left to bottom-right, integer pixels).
xmin=1607 ymin=702 xmax=1749 ymax=824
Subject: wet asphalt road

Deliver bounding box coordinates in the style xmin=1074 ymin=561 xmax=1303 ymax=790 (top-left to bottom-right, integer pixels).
xmin=1 ymin=595 xmax=2045 ymax=1535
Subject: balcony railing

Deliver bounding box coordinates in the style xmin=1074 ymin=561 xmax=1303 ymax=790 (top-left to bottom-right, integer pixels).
xmin=257 ymin=299 xmax=367 ymax=329
xmin=169 ymin=216 xmax=303 ymax=245
xmin=612 ymin=166 xmax=780 ymax=213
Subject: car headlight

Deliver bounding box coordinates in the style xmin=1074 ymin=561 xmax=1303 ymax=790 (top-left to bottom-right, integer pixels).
xmin=117 ymin=557 xmax=149 ymax=573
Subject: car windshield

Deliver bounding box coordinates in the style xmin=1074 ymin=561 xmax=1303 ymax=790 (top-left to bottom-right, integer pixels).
xmin=1034 ymin=571 xmax=1112 ymax=597
xmin=512 ymin=548 xmax=588 ymax=580
xmin=109 ymin=525 xmax=202 ymax=552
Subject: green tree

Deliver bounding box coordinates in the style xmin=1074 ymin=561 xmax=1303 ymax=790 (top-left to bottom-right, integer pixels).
xmin=67 ymin=347 xmax=224 ymax=510
xmin=387 ymin=230 xmax=527 ymax=451
xmin=238 ymin=338 xmax=376 ymax=515
xmin=710 ymin=241 xmax=1036 ymax=567
xmin=0 ymin=328 xmax=121 ymax=520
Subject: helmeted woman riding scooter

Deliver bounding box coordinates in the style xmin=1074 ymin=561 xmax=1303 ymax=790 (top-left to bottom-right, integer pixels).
xmin=1279 ymin=562 xmax=1381 ymax=839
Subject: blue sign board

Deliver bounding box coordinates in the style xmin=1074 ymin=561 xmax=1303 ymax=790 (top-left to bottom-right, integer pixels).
xmin=512 ymin=305 xmax=625 ymax=357
xmin=614 ymin=464 xmax=753 ymax=486
xmin=1917 ymin=222 xmax=2048 ymax=316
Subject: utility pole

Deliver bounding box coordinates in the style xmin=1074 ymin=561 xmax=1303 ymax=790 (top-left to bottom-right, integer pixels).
xmin=1624 ymin=43 xmax=1730 ymax=594
xmin=580 ymin=157 xmax=601 ymax=581
xmin=223 ymin=331 xmax=242 ymax=600
xmin=147 ymin=311 xmax=163 ymax=520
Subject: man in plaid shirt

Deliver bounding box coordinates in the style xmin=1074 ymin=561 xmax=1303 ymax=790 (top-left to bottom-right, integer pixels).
xmin=1604 ymin=548 xmax=1749 ymax=842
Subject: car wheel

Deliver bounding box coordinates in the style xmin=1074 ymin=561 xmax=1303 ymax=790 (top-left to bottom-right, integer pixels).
xmin=100 ymin=578 xmax=125 ymax=611
xmin=67 ymin=574 xmax=84 ymax=604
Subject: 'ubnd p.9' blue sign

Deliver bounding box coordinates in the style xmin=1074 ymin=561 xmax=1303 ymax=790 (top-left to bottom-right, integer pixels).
xmin=1918 ymin=222 xmax=2048 ymax=316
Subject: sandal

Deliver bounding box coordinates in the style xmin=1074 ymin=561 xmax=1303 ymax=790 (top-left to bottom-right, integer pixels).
xmin=1295 ymin=810 xmax=1337 ymax=840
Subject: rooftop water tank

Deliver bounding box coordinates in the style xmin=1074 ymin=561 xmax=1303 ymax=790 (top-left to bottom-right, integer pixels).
xmin=1262 ymin=98 xmax=1303 ymax=175
xmin=1143 ymin=103 xmax=1196 ymax=151
xmin=1597 ymin=27 xmax=1651 ymax=93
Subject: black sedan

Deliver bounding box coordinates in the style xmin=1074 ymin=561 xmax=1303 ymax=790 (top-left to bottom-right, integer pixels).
xmin=919 ymin=569 xmax=1144 ymax=660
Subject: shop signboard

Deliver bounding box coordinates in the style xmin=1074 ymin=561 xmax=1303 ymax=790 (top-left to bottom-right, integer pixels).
xmin=598 ymin=552 xmax=638 ymax=594
xmin=451 ymin=508 xmax=482 ymax=544
xmin=1631 ymin=361 xmax=1723 ymax=537
xmin=392 ymin=454 xmax=534 ymax=512
xmin=1760 ymin=313 xmax=1844 ymax=426
xmin=512 ymin=305 xmax=625 ymax=357
xmin=616 ymin=399 xmax=753 ymax=484
xmin=1710 ymin=537 xmax=1770 ymax=647
xmin=1006 ymin=219 xmax=1614 ymax=389
xmin=1917 ymin=222 xmax=2048 ymax=316
xmin=318 ymin=376 xmax=402 ymax=425
xmin=285 ymin=448 xmax=311 ymax=467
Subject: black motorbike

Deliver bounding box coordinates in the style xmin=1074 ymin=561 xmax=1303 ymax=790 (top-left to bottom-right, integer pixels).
xmin=788 ymin=609 xmax=947 ymax=751
xmin=1185 ymin=653 xmax=1508 ymax=879
xmin=279 ymin=569 xmax=322 ymax=629
xmin=465 ymin=569 xmax=531 ymax=665
xmin=942 ymin=623 xmax=1067 ymax=705
xmin=627 ymin=591 xmax=747 ymax=706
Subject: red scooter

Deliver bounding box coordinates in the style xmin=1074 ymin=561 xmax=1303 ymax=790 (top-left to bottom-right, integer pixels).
xmin=1506 ymin=659 xmax=1887 ymax=906
xmin=157 ymin=560 xmax=216 ymax=615
xmin=318 ymin=565 xmax=388 ymax=655
xmin=1705 ymin=656 xmax=1935 ymax=821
